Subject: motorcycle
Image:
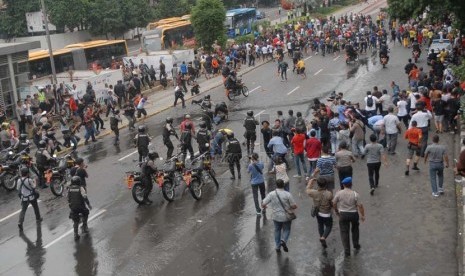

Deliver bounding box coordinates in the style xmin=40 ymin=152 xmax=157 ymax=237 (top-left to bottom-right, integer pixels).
xmin=380 ymin=55 xmax=389 ymax=68
xmin=185 ymin=149 xmax=219 ymax=200
xmin=413 ymin=50 xmax=420 ymax=63
xmin=45 ymin=151 xmax=76 ymax=196
xmin=128 ymin=167 xmax=165 ymax=205
xmin=345 ymin=52 xmax=359 ymax=64
xmin=227 ymin=77 xmax=249 ymax=101
xmin=0 ymin=148 xmax=31 ymax=191
xmin=159 ymin=152 xmax=187 ymax=202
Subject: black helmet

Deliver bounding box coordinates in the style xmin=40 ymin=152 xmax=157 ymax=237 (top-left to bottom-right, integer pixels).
xmin=247 ymin=110 xmax=253 ymax=116
xmin=19 ymin=133 xmax=27 ymax=141
xmin=75 ymin=157 xmax=84 ymax=165
xmin=204 ymin=95 xmax=211 ymax=100
xmin=71 ymin=176 xmax=82 ymax=186
xmin=20 ymin=167 xmax=29 ymax=176
xmin=38 ymin=140 xmax=47 ymax=148
xmin=138 ymin=125 xmax=146 ymax=133
xmin=43 ymin=123 xmax=51 ymax=130
xmin=113 ymin=109 xmax=120 ymax=115
xmin=148 ymin=151 xmax=159 ymax=160
xmin=228 ymin=132 xmax=235 ymax=139
xmin=166 ymin=117 xmax=173 ymax=124
xmin=199 ymin=121 xmax=207 ymax=128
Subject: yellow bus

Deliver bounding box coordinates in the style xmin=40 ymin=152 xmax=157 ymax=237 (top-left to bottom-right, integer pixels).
xmin=142 ymin=19 xmax=195 ymax=52
xmin=28 ymin=40 xmax=128 ymax=79
xmin=146 ymin=16 xmax=188 ymax=31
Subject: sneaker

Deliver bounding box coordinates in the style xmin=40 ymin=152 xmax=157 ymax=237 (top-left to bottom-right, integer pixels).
xmin=256 ymin=212 xmax=262 ymax=216
xmin=230 ymin=176 xmax=235 ymax=180
xmin=280 ymin=240 xmax=289 ymax=252
xmin=438 ymin=189 xmax=444 ymax=195
xmin=276 ymin=248 xmax=281 ymax=253
xmin=432 ymin=192 xmax=439 ymax=197
xmin=412 ymin=166 xmax=420 ymax=171
xmin=405 ymin=170 xmax=409 ymax=176
xmin=370 ymin=188 xmax=375 ymax=195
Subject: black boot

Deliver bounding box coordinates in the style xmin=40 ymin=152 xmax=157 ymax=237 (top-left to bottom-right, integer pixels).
xmin=238 ymin=171 xmax=241 ymax=179
xmin=230 ymin=170 xmax=235 ymax=180
xmin=73 ymin=221 xmax=80 ymax=240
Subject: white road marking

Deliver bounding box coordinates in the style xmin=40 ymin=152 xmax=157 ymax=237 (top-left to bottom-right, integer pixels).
xmin=0 ymin=200 xmax=42 ymax=223
xmin=304 ymin=56 xmax=313 ymax=61
xmin=333 ymin=55 xmax=340 ymax=61
xmin=118 ymin=150 xmax=138 ymax=161
xmin=314 ymin=69 xmax=323 ymax=76
xmin=44 ymin=209 xmax=106 ymax=249
xmin=248 ymin=86 xmax=262 ymax=94
xmin=287 ymin=86 xmax=300 ymax=95
xmin=254 ymin=110 xmax=266 ymax=117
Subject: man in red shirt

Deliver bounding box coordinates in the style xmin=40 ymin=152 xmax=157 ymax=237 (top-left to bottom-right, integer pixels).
xmin=291 ymin=128 xmax=307 ymax=177
xmin=180 ymin=114 xmax=195 ymax=136
xmin=305 ymin=129 xmax=322 ymax=179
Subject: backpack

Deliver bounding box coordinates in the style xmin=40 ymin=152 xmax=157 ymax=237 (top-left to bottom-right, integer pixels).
xmin=366 ymin=96 xmax=374 ymax=108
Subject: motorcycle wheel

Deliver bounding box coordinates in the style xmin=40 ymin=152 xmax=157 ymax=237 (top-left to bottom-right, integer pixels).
xmin=209 ymin=170 xmax=219 ymax=189
xmin=131 ymin=182 xmax=146 ymax=204
xmin=227 ymin=90 xmax=236 ymax=101
xmin=189 ymin=178 xmax=202 ymax=200
xmin=50 ymin=178 xmax=65 ymax=196
xmin=161 ymin=180 xmax=175 ymax=202
xmin=2 ymin=172 xmax=17 ymax=191
xmin=242 ymin=86 xmax=249 ymax=97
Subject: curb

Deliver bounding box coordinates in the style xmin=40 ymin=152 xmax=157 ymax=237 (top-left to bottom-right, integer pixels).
xmin=460 ymin=127 xmax=465 ymax=276
xmin=56 ymin=58 xmax=273 ymax=155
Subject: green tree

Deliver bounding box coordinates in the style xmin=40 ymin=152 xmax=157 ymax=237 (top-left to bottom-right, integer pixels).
xmin=191 ymin=0 xmax=227 ymax=50
xmin=0 ymin=0 xmax=40 ymax=38
xmin=46 ymin=0 xmax=91 ymax=32
xmin=152 ymin=0 xmax=191 ymax=20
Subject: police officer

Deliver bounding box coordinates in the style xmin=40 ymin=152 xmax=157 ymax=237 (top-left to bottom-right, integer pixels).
xmin=196 ymin=122 xmax=211 ymax=155
xmin=35 ymin=140 xmax=52 ymax=188
xmin=134 ymin=125 xmax=150 ymax=162
xmin=68 ymin=176 xmax=92 ymax=241
xmin=140 ymin=151 xmax=159 ymax=204
xmin=14 ymin=133 xmax=30 ymax=152
xmin=17 ymin=167 xmax=42 ymax=231
xmin=110 ymin=109 xmax=122 ymax=146
xmin=180 ymin=123 xmax=194 ymax=161
xmin=162 ymin=117 xmax=178 ymax=159
xmin=243 ymin=110 xmax=259 ymax=155
xmin=225 ymin=132 xmax=242 ymax=179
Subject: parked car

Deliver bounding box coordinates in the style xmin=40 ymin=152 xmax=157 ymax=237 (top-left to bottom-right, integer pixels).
xmin=428 ymin=39 xmax=452 ymax=55
xmin=256 ymin=10 xmax=266 ymax=19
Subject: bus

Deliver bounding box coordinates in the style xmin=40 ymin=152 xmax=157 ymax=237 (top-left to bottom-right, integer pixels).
xmin=142 ymin=20 xmax=195 ymax=52
xmin=225 ymin=8 xmax=257 ymax=38
xmin=28 ymin=40 xmax=128 ymax=79
xmin=146 ymin=17 xmax=183 ymax=31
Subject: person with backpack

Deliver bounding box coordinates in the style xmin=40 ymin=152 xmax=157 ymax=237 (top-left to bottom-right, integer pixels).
xmin=247 ymin=153 xmax=266 ymax=215
xmin=17 ymin=167 xmax=42 ymax=231
xmin=364 ymin=91 xmax=378 ymax=117
xmin=109 ymin=109 xmax=122 ymax=146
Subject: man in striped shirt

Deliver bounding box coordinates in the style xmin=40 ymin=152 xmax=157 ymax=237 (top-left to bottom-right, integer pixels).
xmin=311 ymin=147 xmax=337 ymax=191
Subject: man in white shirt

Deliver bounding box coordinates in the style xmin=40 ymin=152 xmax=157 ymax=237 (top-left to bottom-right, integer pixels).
xmin=409 ymin=102 xmax=432 ymax=157
xmin=379 ymin=90 xmax=391 ymax=116
xmin=364 ymin=91 xmax=378 ymax=118
xmin=383 ymin=106 xmax=402 ymax=154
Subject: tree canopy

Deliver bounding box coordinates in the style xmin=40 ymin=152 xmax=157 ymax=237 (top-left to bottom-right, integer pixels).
xmin=191 ymin=0 xmax=227 ymax=50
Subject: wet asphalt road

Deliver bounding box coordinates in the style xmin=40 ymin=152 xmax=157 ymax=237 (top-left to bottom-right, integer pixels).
xmin=0 ymin=25 xmax=460 ymax=276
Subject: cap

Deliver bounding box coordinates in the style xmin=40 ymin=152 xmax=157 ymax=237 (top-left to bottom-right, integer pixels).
xmin=341 ymin=177 xmax=352 ymax=185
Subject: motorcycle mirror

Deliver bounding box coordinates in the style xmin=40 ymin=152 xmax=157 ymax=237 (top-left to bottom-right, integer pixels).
xmin=26 ymin=140 xmax=30 ymax=143
xmin=205 ymin=143 xmax=210 ymax=147
xmin=8 ymin=151 xmax=13 ymax=155
xmin=70 ymin=143 xmax=75 ymax=147
xmin=53 ymin=154 xmax=57 ymax=158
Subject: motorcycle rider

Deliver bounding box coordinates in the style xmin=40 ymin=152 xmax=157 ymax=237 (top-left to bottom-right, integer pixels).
xmin=68 ymin=176 xmax=92 ymax=240
xmin=225 ymin=132 xmax=242 ymax=180
xmin=412 ymin=39 xmax=422 ymax=58
xmin=225 ymin=70 xmax=237 ymax=98
xmin=14 ymin=133 xmax=30 ymax=153
xmin=35 ymin=140 xmax=52 ymax=188
xmin=196 ymin=122 xmax=212 ymax=155
xmin=162 ymin=117 xmax=178 ymax=159
xmin=243 ymin=110 xmax=259 ymax=155
xmin=180 ymin=123 xmax=194 ymax=161
xmin=71 ymin=157 xmax=89 ymax=189
xmin=134 ymin=125 xmax=150 ymax=162
xmin=140 ymin=151 xmax=159 ymax=205
xmin=345 ymin=44 xmax=357 ymax=61
xmin=17 ymin=167 xmax=42 ymax=231
xmin=379 ymin=40 xmax=389 ymax=62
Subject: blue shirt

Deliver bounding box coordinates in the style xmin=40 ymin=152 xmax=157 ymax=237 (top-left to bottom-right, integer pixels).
xmin=337 ymin=105 xmax=347 ymax=122
xmin=316 ymin=156 xmax=336 ymax=176
xmin=268 ymin=136 xmax=288 ymax=154
xmin=180 ymin=64 xmax=187 ymax=74
xmin=247 ymin=162 xmax=265 ymax=185
xmin=368 ymin=115 xmax=383 ymax=127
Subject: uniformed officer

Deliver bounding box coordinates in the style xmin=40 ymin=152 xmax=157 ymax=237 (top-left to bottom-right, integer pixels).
xmin=225 ymin=132 xmax=242 ymax=179
xmin=162 ymin=117 xmax=178 ymax=159
xmin=35 ymin=140 xmax=52 ymax=188
xmin=14 ymin=133 xmax=30 ymax=152
xmin=134 ymin=125 xmax=150 ymax=162
xmin=243 ymin=110 xmax=259 ymax=155
xmin=196 ymin=122 xmax=211 ymax=155
xmin=68 ymin=176 xmax=92 ymax=241
xmin=180 ymin=123 xmax=194 ymax=161
xmin=140 ymin=151 xmax=159 ymax=204
xmin=17 ymin=167 xmax=42 ymax=231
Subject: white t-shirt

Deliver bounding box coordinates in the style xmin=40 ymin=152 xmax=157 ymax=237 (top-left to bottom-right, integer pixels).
xmin=397 ymin=100 xmax=408 ymax=117
xmin=383 ymin=114 xmax=400 ymax=134
xmin=364 ymin=95 xmax=378 ymax=111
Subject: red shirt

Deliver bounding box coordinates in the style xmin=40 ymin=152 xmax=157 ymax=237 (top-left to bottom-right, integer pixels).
xmin=305 ymin=137 xmax=322 ymax=159
xmin=291 ymin=133 xmax=306 ymax=154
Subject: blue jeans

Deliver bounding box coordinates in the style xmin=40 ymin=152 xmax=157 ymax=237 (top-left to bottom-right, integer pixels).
xmin=429 ymin=162 xmax=444 ymax=194
xmin=352 ymin=139 xmax=365 ymax=157
xmin=294 ymin=153 xmax=307 ymax=176
xmin=273 ymin=220 xmax=292 ymax=249
xmin=308 ymin=160 xmax=317 ymax=176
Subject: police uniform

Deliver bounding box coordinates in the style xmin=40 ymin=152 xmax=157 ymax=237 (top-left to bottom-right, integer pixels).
xmin=68 ymin=182 xmax=90 ymax=239
xmin=226 ymin=137 xmax=242 ymax=179
xmin=196 ymin=128 xmax=211 ymax=155
xmin=134 ymin=133 xmax=150 ymax=162
xmin=243 ymin=116 xmax=258 ymax=154
xmin=162 ymin=123 xmax=177 ymax=158
xmin=180 ymin=129 xmax=194 ymax=160
xmin=141 ymin=159 xmax=157 ymax=202
xmin=35 ymin=148 xmax=52 ymax=188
